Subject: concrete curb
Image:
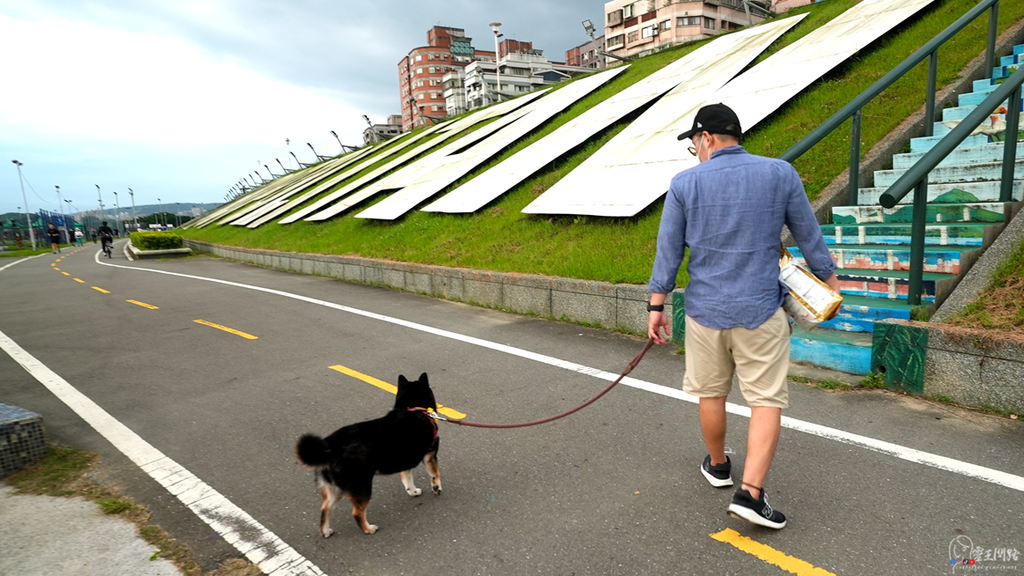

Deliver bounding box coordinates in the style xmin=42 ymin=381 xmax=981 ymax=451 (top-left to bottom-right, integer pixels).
xmin=184 ymin=240 xmax=678 ymax=337
xmin=127 ymin=241 xmax=192 ymax=259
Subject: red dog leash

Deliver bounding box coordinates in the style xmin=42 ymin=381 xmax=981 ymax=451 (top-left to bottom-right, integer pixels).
xmin=431 ymin=338 xmax=655 ymax=429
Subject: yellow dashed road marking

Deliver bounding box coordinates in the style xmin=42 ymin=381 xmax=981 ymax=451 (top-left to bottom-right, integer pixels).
xmin=194 ymin=319 xmax=258 ymax=340
xmin=329 ymin=364 xmax=466 ymax=419
xmin=710 ymin=529 xmax=837 ymax=576
xmin=61 ymin=272 xmax=69 ymax=276
xmin=91 ymin=287 xmax=110 ymax=294
xmin=73 ymin=278 xmax=85 ymax=283
xmin=127 ymin=300 xmax=159 ymax=310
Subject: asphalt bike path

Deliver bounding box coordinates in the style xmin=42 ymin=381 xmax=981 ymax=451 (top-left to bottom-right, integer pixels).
xmin=1 ymin=241 xmax=1022 ymax=575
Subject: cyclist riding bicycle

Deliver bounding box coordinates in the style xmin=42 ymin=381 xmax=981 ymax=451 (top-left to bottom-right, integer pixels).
xmin=98 ymin=221 xmax=114 ymax=257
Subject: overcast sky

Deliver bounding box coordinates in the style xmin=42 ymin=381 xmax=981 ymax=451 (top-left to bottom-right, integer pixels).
xmin=0 ymin=0 xmax=601 ymax=217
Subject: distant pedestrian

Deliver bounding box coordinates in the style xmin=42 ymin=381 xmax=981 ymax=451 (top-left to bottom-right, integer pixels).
xmin=75 ymin=228 xmax=84 ymax=246
xmin=647 ymin=103 xmax=839 ymax=530
xmin=46 ymin=224 xmax=61 ymax=254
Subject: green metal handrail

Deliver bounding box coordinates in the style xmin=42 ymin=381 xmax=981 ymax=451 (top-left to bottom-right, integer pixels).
xmin=879 ymin=63 xmax=1024 ymax=305
xmin=780 ymin=0 xmax=1000 ymax=206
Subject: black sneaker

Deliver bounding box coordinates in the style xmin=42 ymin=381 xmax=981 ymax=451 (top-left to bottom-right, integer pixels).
xmin=728 ymin=488 xmax=787 ymax=529
xmin=700 ymin=455 xmax=733 ymax=487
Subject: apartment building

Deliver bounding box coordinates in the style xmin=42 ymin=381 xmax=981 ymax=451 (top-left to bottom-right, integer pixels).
xmin=462 ymin=40 xmax=590 ymax=111
xmin=565 ymin=35 xmax=607 ymax=70
xmin=398 ymin=26 xmax=496 ymax=131
xmin=603 ymin=0 xmax=770 ymax=61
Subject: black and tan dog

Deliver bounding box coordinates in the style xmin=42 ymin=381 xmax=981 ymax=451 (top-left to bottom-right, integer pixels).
xmin=295 ymin=373 xmax=441 ymax=536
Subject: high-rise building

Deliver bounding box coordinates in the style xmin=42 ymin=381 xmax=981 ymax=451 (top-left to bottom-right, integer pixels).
xmin=398 ymin=26 xmax=496 ymax=132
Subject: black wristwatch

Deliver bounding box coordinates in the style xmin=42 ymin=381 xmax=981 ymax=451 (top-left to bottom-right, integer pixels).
xmin=647 ymin=303 xmax=665 ymax=312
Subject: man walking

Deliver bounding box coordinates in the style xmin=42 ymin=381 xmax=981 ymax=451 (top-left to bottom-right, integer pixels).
xmin=647 ymin=103 xmax=839 ymax=529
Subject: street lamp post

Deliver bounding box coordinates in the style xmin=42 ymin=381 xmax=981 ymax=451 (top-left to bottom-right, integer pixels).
xmin=175 ymin=203 xmax=181 ymax=227
xmin=112 ymin=191 xmax=121 ymax=236
xmin=157 ymin=197 xmax=163 ymax=227
xmin=11 ymin=160 xmax=37 ymax=250
xmin=55 ymin=185 xmax=70 ymax=245
xmin=128 ymin=188 xmax=137 ymax=232
xmin=582 ymin=19 xmax=602 ymax=70
xmin=330 ymin=130 xmax=347 ymax=154
xmin=95 ymin=184 xmax=105 ymax=227
xmin=490 ymin=22 xmax=502 ymax=102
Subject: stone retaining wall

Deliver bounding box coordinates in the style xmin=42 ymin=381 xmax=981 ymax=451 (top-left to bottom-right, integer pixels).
xmin=185 ymin=240 xmax=680 ymax=337
xmin=873 ymin=319 xmax=1024 ymax=414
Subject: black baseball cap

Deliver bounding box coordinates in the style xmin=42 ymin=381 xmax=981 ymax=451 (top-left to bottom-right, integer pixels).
xmin=677 ymin=103 xmax=742 ymax=141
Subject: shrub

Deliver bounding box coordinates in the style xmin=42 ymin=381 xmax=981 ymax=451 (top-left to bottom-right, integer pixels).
xmin=131 ymin=231 xmax=183 ymax=250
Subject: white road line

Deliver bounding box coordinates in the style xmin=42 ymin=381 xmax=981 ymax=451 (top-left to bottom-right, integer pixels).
xmin=94 ymin=258 xmax=1024 ymax=493
xmin=0 ymin=254 xmax=43 ymax=272
xmin=0 ymin=329 xmax=325 ymax=576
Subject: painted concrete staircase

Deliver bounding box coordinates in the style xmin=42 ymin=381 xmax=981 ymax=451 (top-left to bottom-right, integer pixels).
xmin=785 ymin=45 xmax=1024 ymax=375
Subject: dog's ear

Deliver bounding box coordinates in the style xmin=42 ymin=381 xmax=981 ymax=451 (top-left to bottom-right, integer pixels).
xmin=418 ymin=372 xmax=429 ymax=385
xmin=398 ymin=375 xmax=409 ymax=386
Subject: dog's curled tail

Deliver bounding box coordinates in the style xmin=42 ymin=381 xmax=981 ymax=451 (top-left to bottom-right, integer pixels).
xmin=295 ymin=434 xmax=331 ymax=468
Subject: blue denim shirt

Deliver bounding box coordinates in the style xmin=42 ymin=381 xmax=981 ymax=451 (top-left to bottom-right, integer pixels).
xmin=648 ymin=145 xmax=835 ymax=330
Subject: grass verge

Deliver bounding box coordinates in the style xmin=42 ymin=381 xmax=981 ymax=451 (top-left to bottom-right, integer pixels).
xmin=4 ymin=444 xmax=260 ymax=576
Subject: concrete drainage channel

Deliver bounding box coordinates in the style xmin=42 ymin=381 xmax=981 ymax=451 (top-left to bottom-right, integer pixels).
xmin=185 ymin=240 xmax=1024 ymax=414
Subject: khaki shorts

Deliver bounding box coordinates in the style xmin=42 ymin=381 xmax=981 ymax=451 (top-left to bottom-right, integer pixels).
xmin=683 ymin=308 xmax=791 ymax=408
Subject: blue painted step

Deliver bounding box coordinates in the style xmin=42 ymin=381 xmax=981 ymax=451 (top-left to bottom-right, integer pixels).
xmin=819 ymin=222 xmax=998 ymax=247
xmin=857 ymin=181 xmax=1022 ymax=205
xmin=819 ymin=294 xmax=916 ymax=334
xmin=893 ymin=142 xmax=1024 ymax=169
xmin=790 ymin=326 xmax=872 ymax=375
xmin=874 ymin=159 xmax=1024 ymax=188
xmin=790 ymin=244 xmax=981 ymax=275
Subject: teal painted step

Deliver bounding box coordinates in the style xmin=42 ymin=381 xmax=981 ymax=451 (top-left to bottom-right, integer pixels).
xmin=960 ymin=89 xmax=1022 ymax=107
xmin=790 ymin=244 xmax=979 ymax=275
xmin=943 ymin=100 xmax=1023 ymax=121
xmin=893 ymin=142 xmax=1024 ymax=169
xmin=874 ymin=159 xmax=1024 ymax=188
xmin=790 ymin=326 xmax=871 ymax=375
xmin=993 ymin=63 xmax=1021 ymax=80
xmin=858 ymin=181 xmax=1022 ymax=205
xmin=834 ymin=268 xmax=957 ymax=302
xmin=911 ymin=133 xmax=991 ymax=154
xmin=1000 ymin=54 xmax=1022 ymax=67
xmin=819 ymin=222 xmax=996 ymax=247
xmin=818 ymin=294 xmax=917 ymax=334
xmin=832 ymin=202 xmax=1007 ymax=224
xmin=933 ymin=114 xmax=1006 ymax=137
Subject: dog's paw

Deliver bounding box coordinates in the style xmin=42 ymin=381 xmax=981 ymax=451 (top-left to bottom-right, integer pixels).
xmin=364 ymin=524 xmax=378 ymax=535
xmin=432 ymin=484 xmax=442 ymax=496
xmin=321 ymin=528 xmax=334 ymax=539
xmin=406 ymin=487 xmax=422 ymax=497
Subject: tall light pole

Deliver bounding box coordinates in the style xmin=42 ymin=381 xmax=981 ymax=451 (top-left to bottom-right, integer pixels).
xmin=330 ymin=130 xmax=346 ymax=154
xmin=582 ymin=19 xmax=602 ymax=70
xmin=64 ymin=199 xmax=76 ymax=241
xmin=490 ymin=22 xmax=503 ymax=101
xmin=157 ymin=197 xmax=163 ymax=227
xmin=12 ymin=160 xmax=37 ymax=250
xmin=95 ymin=184 xmax=104 ymax=226
xmin=175 ymin=202 xmax=181 ymax=227
xmin=128 ymin=188 xmax=137 ymax=232
xmin=112 ymin=191 xmax=122 ymax=236
xmin=56 ymin=185 xmax=70 ymax=245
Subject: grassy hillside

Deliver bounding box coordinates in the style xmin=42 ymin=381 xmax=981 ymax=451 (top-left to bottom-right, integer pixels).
xmin=182 ymin=0 xmax=1024 ymax=289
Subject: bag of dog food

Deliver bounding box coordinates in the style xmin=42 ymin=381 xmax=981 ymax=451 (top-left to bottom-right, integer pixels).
xmin=779 ymin=247 xmax=842 ymax=330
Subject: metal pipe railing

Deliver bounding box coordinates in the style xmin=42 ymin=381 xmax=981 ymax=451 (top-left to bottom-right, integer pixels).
xmin=878 ymin=63 xmax=1024 ymax=304
xmin=780 ymin=0 xmax=1000 ymax=202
